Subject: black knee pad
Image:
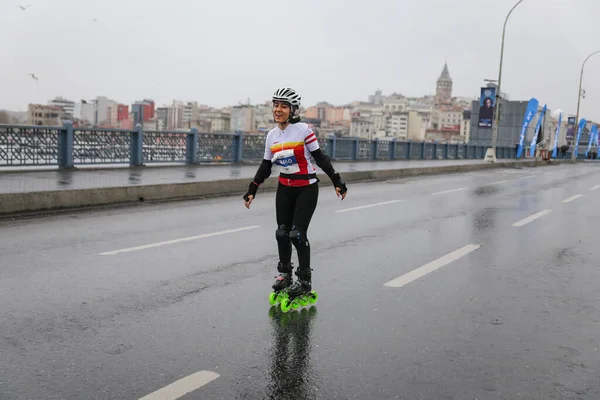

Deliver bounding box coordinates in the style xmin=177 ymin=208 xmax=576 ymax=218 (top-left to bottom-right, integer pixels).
xmin=289 ymin=229 xmax=309 ymax=247
xmin=276 ymin=225 xmax=291 ymax=243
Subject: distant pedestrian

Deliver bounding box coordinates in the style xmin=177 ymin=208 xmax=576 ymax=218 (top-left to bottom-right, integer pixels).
xmin=560 ymin=144 xmax=569 ymax=159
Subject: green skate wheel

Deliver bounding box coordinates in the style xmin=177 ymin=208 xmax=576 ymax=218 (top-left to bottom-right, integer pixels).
xmin=280 ymin=298 xmax=292 ymax=313
xmin=299 ymin=296 xmax=309 ymax=307
xmin=292 ymin=299 xmax=300 ymax=310
xmin=269 ymin=292 xmax=278 ymax=306
xmin=309 ymin=291 xmax=318 ymax=304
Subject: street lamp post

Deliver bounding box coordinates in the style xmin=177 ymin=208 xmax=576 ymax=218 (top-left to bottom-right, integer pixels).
xmin=571 ymin=50 xmax=600 ymax=160
xmin=485 ymin=0 xmax=525 ymax=163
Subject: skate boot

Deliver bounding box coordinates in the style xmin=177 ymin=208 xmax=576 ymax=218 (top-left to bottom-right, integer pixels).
xmin=269 ymin=262 xmax=293 ymax=306
xmin=280 ymin=269 xmax=318 ymax=313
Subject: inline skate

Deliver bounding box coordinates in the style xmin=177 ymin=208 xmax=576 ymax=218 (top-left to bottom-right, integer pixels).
xmin=268 ymin=262 xmax=293 ymax=306
xmin=279 ymin=270 xmax=318 ymax=313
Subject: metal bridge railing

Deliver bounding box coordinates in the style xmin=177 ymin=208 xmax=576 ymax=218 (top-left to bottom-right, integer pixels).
xmin=0 ymin=121 xmax=524 ymax=169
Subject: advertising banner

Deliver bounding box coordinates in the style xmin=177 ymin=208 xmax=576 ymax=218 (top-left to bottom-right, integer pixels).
xmin=478 ymin=87 xmax=496 ymax=128
xmin=551 ymin=111 xmax=563 ymax=159
xmin=529 ymin=104 xmax=546 ymax=157
xmin=573 ymin=118 xmax=587 ymax=158
xmin=516 ymin=98 xmax=539 ymax=158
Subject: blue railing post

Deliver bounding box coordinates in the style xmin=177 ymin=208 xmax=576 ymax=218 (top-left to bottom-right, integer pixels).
xmin=420 ymin=141 xmax=425 ymax=159
xmin=130 ymin=123 xmax=143 ymax=166
xmin=327 ymin=135 xmax=337 ymax=160
xmin=433 ymin=141 xmax=438 ymax=159
xmin=58 ymin=120 xmax=74 ymax=168
xmin=407 ymin=140 xmax=412 ymax=159
xmin=372 ymin=138 xmax=378 ymax=160
xmin=390 ymin=138 xmax=397 ymax=159
xmin=186 ymin=127 xmax=198 ymax=164
xmin=233 ymin=131 xmax=243 ymax=163
xmin=352 ymin=138 xmax=359 ymax=160
xmin=444 ymin=143 xmax=449 ymax=159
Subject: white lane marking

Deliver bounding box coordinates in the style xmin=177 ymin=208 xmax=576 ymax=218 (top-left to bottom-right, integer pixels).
xmin=383 ymin=244 xmax=480 ymax=288
xmin=590 ymin=185 xmax=600 ymax=191
xmin=139 ymin=370 xmax=219 ymax=400
xmin=488 ymin=180 xmax=508 ymax=185
xmin=335 ymin=200 xmax=401 ymax=213
xmin=512 ymin=209 xmax=552 ymax=227
xmin=562 ymin=194 xmax=583 ymax=203
xmin=100 ymin=226 xmax=260 ymax=255
xmin=521 ymin=175 xmax=537 ymax=180
xmin=432 ymin=188 xmax=466 ymax=196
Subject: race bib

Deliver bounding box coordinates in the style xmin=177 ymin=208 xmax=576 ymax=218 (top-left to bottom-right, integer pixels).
xmin=272 ymin=149 xmax=300 ymax=174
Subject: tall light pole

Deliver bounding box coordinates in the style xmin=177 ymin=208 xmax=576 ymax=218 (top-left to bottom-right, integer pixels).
xmin=485 ymin=0 xmax=525 ymax=163
xmin=571 ymin=50 xmax=600 ymax=160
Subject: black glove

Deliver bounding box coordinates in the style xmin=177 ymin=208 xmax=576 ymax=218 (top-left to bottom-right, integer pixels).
xmin=243 ymin=182 xmax=259 ymax=202
xmin=331 ymin=173 xmax=347 ymax=195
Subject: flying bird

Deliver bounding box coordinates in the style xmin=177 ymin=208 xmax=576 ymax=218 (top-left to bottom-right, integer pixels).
xmin=29 ymin=73 xmax=38 ymax=81
xmin=18 ymin=5 xmax=30 ymax=10
xmin=92 ymin=18 xmax=97 ymax=22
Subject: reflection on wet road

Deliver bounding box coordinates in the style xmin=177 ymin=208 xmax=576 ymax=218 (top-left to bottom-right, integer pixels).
xmin=2 ymin=163 xmax=600 ymax=399
xmin=266 ymin=306 xmax=318 ymax=400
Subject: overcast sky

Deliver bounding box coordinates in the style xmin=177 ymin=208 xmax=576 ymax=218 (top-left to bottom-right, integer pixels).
xmin=1 ymin=0 xmax=599 ymax=121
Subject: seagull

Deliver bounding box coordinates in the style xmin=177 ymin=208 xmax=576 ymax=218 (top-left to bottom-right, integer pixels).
xmin=29 ymin=73 xmax=38 ymax=81
xmin=92 ymin=18 xmax=97 ymax=22
xmin=18 ymin=5 xmax=30 ymax=10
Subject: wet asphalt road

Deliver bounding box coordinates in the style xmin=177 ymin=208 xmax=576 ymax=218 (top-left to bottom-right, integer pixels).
xmin=1 ymin=163 xmax=600 ymax=399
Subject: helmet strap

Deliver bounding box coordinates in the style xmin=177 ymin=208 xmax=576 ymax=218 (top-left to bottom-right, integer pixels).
xmin=288 ymin=105 xmax=301 ymax=124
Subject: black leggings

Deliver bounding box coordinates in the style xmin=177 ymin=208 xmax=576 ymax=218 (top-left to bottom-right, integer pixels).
xmin=275 ymin=182 xmax=319 ymax=277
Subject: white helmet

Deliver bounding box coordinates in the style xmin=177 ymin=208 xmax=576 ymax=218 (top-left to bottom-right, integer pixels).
xmin=272 ymin=87 xmax=301 ymax=108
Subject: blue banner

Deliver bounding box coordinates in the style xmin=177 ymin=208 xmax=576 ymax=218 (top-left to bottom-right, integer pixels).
xmin=529 ymin=104 xmax=547 ymax=157
xmin=585 ymin=125 xmax=596 ymax=158
xmin=551 ymin=111 xmax=563 ymax=158
xmin=587 ymin=125 xmax=598 ymax=158
xmin=517 ymin=98 xmax=539 ymax=158
xmin=573 ymin=118 xmax=587 ymax=158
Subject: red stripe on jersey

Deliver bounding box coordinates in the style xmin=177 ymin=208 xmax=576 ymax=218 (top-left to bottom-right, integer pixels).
xmin=294 ymin=144 xmax=309 ymax=175
xmin=305 ymin=137 xmax=317 ymax=145
xmin=305 ymin=133 xmax=316 ymax=142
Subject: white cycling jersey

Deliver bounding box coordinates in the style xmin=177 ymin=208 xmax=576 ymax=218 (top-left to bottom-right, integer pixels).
xmin=263 ymin=122 xmax=320 ymax=187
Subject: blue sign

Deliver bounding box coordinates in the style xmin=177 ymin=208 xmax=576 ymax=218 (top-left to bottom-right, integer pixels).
xmin=517 ymin=98 xmax=539 ymax=158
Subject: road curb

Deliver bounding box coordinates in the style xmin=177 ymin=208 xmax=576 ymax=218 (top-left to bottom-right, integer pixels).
xmin=0 ymin=159 xmax=565 ymax=216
